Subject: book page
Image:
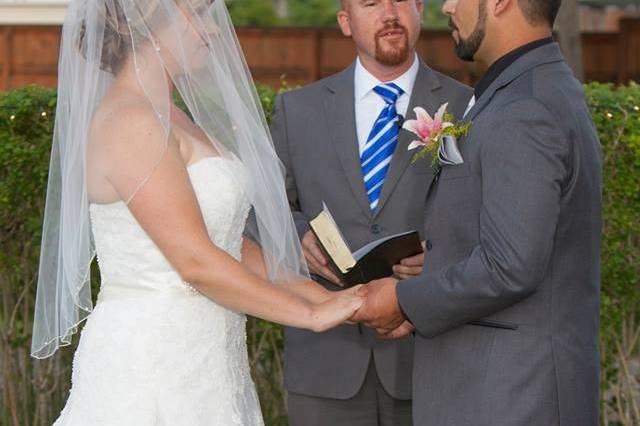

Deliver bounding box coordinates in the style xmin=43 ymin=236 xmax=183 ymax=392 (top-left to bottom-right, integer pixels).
xmin=309 ymin=204 xmax=356 ymax=273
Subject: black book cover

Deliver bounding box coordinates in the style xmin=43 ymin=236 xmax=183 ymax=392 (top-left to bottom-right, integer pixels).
xmin=342 ymin=231 xmax=423 ymax=286
xmin=310 ymin=222 xmax=423 ymax=287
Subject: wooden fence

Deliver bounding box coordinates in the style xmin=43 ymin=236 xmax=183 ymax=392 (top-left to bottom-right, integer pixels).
xmin=1 ymin=19 xmax=640 ymax=91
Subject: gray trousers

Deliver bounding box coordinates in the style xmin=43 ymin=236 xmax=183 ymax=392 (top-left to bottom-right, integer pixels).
xmin=287 ymin=357 xmax=412 ymax=426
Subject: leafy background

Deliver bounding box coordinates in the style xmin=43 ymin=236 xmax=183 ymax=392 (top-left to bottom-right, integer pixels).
xmin=225 ymin=0 xmax=449 ymax=28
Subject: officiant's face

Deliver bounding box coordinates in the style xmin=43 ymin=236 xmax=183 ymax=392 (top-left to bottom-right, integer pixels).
xmin=338 ymin=0 xmax=423 ymax=67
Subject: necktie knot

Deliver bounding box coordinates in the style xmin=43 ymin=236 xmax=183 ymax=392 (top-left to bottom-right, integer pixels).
xmin=373 ymin=83 xmax=403 ymax=105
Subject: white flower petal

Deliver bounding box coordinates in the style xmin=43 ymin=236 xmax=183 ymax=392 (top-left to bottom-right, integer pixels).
xmin=407 ymin=140 xmax=425 ymax=151
xmin=414 ymin=107 xmax=433 ymax=125
xmin=435 ymin=102 xmax=449 ymax=122
xmin=402 ymin=119 xmax=420 ymax=135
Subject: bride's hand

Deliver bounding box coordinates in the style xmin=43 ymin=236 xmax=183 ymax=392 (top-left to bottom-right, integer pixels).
xmin=309 ymin=285 xmax=367 ymax=333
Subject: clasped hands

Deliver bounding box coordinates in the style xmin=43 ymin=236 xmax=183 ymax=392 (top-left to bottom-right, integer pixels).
xmin=349 ymin=277 xmax=415 ymax=340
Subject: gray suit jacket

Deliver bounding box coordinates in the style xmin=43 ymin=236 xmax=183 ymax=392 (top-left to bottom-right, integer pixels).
xmin=271 ymin=60 xmax=471 ymax=400
xmin=397 ymin=43 xmax=602 ymax=425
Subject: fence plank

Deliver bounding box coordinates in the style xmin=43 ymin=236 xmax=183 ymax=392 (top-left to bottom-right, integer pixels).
xmin=1 ymin=28 xmax=11 ymax=90
xmin=583 ymin=33 xmax=619 ymax=83
xmin=0 ymin=23 xmax=638 ymax=91
xmin=618 ymin=18 xmax=640 ymax=83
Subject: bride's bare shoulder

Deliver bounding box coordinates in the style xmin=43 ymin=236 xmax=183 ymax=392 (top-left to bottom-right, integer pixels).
xmin=90 ymin=95 xmax=166 ymax=152
xmin=86 ymin=93 xmax=172 ymax=202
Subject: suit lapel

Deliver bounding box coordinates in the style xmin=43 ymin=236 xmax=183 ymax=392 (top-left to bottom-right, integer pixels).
xmin=374 ymin=63 xmax=442 ymax=218
xmin=323 ymin=64 xmax=372 ymax=218
xmin=419 ymin=43 xmax=566 ymax=200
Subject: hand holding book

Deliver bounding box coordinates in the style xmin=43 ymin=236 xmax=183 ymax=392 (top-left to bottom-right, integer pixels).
xmin=300 ymin=230 xmax=345 ymax=286
xmin=392 ymin=241 xmax=426 ymax=279
xmin=308 ymin=204 xmax=424 ymax=287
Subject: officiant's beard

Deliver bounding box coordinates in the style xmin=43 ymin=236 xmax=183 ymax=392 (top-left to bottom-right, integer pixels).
xmin=451 ymin=0 xmax=487 ymax=62
xmin=374 ymin=26 xmax=411 ymax=67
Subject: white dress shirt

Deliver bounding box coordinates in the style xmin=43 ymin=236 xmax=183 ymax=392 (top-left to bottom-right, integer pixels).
xmin=463 ymin=95 xmax=476 ymax=118
xmin=354 ymin=54 xmax=420 ymax=156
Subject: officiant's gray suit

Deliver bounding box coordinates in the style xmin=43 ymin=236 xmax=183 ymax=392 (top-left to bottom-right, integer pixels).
xmin=270 ymin=60 xmax=470 ymax=424
xmin=397 ymin=42 xmax=602 ymax=425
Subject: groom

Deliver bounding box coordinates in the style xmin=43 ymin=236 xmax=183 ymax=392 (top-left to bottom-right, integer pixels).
xmin=355 ymin=0 xmax=603 ymax=424
xmin=270 ymin=0 xmax=470 ymax=425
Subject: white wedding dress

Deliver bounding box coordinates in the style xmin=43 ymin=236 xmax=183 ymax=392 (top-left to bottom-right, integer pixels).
xmin=54 ymin=157 xmax=264 ymax=425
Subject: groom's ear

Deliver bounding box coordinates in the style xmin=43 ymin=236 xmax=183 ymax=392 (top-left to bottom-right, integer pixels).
xmin=337 ymin=9 xmax=353 ymax=37
xmin=491 ymin=0 xmax=515 ymax=18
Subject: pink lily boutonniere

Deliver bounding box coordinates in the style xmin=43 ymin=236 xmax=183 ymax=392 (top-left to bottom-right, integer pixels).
xmin=403 ymin=102 xmax=471 ymax=168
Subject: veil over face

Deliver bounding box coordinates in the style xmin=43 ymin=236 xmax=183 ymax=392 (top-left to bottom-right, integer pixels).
xmin=32 ymin=0 xmax=309 ymax=359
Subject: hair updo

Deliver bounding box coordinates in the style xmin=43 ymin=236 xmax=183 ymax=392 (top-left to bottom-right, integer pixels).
xmin=76 ymin=1 xmax=160 ymax=75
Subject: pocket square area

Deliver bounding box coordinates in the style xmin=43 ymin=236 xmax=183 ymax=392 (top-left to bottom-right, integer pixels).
xmin=438 ymin=135 xmax=464 ymax=166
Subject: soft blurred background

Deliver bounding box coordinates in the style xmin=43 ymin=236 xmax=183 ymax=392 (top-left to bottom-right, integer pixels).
xmin=0 ymin=1 xmax=638 ymax=425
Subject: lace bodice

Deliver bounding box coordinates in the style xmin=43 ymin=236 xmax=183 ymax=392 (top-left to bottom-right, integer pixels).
xmin=55 ymin=157 xmax=264 ymax=425
xmin=90 ymin=156 xmax=251 ymax=296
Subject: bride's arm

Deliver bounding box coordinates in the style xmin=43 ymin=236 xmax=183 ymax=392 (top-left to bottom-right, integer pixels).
xmin=241 ymin=237 xmax=334 ymax=304
xmin=100 ymin=107 xmax=362 ymax=332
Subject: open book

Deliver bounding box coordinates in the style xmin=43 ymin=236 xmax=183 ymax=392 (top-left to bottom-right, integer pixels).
xmin=309 ymin=204 xmax=423 ymax=287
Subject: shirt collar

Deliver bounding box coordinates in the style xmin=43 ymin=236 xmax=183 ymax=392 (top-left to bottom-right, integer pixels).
xmin=354 ymin=53 xmax=420 ymax=101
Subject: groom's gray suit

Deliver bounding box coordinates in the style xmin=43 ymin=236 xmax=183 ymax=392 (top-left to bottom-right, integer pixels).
xmin=397 ymin=43 xmax=602 ymax=425
xmin=271 ymin=60 xmax=470 ymax=422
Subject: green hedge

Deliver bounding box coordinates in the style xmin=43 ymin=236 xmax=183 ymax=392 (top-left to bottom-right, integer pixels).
xmin=224 ymin=0 xmax=449 ymax=28
xmin=0 ymin=83 xmax=638 ymax=425
xmin=587 ymin=83 xmax=640 ymax=425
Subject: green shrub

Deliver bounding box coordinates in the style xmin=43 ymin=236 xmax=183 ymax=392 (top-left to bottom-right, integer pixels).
xmin=585 ymin=82 xmax=640 ymax=424
xmin=227 ymin=0 xmax=281 ymax=27
xmin=0 ymin=82 xmax=638 ymax=425
xmin=225 ymin=0 xmax=448 ymax=28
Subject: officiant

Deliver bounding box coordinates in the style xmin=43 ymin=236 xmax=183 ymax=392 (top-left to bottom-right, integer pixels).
xmin=270 ymin=1 xmax=470 ymax=425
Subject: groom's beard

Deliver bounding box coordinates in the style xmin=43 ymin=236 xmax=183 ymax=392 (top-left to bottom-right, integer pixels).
xmin=450 ymin=0 xmax=487 ymax=62
xmin=375 ymin=23 xmax=411 ymax=67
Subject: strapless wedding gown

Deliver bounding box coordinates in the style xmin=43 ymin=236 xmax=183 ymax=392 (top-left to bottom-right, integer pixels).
xmin=54 ymin=157 xmax=264 ymax=425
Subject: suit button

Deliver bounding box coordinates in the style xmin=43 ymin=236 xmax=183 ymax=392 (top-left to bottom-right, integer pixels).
xmin=426 ymin=239 xmax=433 ymax=251
xmin=371 ymin=224 xmax=381 ymax=234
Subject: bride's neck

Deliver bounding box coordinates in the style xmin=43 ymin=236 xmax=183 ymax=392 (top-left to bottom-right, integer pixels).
xmin=113 ymin=53 xmax=175 ymax=99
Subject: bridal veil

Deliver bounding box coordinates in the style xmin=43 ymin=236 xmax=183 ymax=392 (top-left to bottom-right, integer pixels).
xmin=32 ymin=0 xmax=308 ymax=359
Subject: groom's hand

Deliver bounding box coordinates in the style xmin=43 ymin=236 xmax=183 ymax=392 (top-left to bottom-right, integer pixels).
xmin=301 ymin=231 xmax=343 ymax=286
xmin=377 ymin=321 xmax=415 ymax=340
xmin=352 ymin=277 xmax=405 ymax=332
xmin=392 ymin=241 xmax=426 ymax=279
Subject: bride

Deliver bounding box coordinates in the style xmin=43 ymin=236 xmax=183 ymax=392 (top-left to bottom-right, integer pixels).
xmin=31 ymin=0 xmax=365 ymax=424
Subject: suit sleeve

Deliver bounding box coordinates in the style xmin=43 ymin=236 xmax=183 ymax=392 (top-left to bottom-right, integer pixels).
xmin=270 ymin=93 xmax=311 ymax=240
xmin=396 ymin=98 xmax=571 ymax=338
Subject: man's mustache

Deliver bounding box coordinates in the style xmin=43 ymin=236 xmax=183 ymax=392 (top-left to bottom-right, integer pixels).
xmin=376 ymin=23 xmax=408 ymax=38
xmin=448 ymin=19 xmax=458 ymax=31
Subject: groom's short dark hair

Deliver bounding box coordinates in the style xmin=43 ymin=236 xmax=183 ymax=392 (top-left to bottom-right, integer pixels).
xmin=518 ymin=0 xmax=562 ymax=27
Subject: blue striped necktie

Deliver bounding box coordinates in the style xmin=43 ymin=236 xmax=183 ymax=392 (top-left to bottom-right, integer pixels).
xmin=361 ymin=83 xmax=404 ymax=211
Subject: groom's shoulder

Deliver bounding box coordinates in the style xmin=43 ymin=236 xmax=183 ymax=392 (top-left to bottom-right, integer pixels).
xmin=501 ymin=61 xmax=584 ymax=118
